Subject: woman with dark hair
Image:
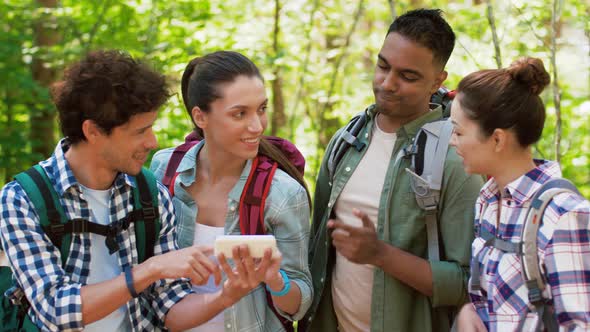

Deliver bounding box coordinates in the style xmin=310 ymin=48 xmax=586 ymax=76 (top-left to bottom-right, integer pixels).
xmin=451 ymin=57 xmax=590 ymax=331
xmin=150 ymin=51 xmax=312 ymax=332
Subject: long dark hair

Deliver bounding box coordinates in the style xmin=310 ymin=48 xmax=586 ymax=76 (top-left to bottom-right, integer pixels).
xmin=181 ymin=51 xmax=310 ymax=201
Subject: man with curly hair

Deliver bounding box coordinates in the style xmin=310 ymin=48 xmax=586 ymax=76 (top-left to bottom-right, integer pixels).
xmin=0 ymin=50 xmax=224 ymax=331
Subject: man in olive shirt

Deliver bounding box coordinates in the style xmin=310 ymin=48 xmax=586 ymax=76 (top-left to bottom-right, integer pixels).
xmin=303 ymin=9 xmax=484 ymax=332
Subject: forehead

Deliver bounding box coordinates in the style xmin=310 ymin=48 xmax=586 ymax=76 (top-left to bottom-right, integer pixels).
xmin=214 ymin=75 xmax=266 ymax=108
xmin=378 ymin=33 xmax=437 ymax=72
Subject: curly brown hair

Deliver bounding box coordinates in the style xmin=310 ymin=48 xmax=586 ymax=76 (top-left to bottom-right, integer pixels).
xmin=52 ymin=50 xmax=170 ymax=144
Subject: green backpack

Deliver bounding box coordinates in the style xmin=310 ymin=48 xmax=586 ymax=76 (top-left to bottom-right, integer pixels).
xmin=0 ymin=165 xmax=161 ymax=331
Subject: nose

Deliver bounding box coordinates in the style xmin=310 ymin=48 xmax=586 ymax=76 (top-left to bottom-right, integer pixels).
xmin=145 ymin=131 xmax=158 ymax=150
xmin=381 ymin=71 xmax=398 ymax=92
xmin=248 ymin=113 xmax=264 ymax=134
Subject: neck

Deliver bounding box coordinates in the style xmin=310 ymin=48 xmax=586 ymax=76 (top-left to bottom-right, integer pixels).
xmin=65 ymin=142 xmax=117 ymax=190
xmin=376 ymin=104 xmax=430 ymax=133
xmin=198 ymin=144 xmax=246 ymax=184
xmin=491 ymin=149 xmax=537 ymax=191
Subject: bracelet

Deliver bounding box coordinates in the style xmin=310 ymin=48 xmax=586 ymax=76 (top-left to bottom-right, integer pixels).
xmin=265 ymin=269 xmax=291 ymax=297
xmin=124 ymin=266 xmax=139 ymax=298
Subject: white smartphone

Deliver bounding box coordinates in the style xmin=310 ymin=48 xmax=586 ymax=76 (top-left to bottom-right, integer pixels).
xmin=214 ymin=235 xmax=279 ymax=258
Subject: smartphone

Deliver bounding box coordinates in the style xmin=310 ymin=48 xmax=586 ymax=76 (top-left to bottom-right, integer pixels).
xmin=214 ymin=235 xmax=279 ymax=258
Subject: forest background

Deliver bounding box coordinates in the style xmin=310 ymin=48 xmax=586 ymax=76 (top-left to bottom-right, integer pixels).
xmin=1 ymin=0 xmax=589 ymax=196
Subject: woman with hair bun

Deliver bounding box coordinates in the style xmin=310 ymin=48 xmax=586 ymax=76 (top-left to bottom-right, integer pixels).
xmin=450 ymin=57 xmax=590 ymax=331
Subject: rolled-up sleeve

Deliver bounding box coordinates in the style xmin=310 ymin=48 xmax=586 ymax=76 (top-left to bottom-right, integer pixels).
xmin=430 ymin=160 xmax=484 ymax=307
xmin=267 ymin=177 xmax=313 ymax=321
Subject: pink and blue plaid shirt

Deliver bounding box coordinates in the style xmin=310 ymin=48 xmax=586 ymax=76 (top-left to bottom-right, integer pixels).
xmin=469 ymin=160 xmax=590 ymax=331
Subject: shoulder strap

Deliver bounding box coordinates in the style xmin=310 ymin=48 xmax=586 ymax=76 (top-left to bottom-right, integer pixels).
xmin=519 ymin=178 xmax=580 ymax=332
xmin=521 ymin=178 xmax=581 ymax=294
xmin=14 ymin=165 xmax=70 ymax=267
xmin=162 ymin=132 xmax=200 ymax=189
xmin=404 ymin=119 xmax=454 ymax=261
xmin=327 ymin=109 xmax=368 ymax=181
xmin=133 ymin=168 xmax=161 ymax=263
xmin=238 ymin=156 xmax=278 ymax=236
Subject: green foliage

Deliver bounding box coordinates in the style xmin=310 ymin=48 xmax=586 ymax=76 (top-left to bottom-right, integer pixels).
xmin=0 ymin=0 xmax=588 ymax=197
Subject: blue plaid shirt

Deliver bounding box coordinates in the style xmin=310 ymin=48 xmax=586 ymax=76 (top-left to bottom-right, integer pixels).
xmin=469 ymin=160 xmax=590 ymax=331
xmin=0 ymin=139 xmax=193 ymax=331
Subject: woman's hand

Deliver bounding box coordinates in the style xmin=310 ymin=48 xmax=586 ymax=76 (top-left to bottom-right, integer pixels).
xmin=454 ymin=303 xmax=487 ymax=332
xmin=216 ymin=245 xmax=283 ymax=307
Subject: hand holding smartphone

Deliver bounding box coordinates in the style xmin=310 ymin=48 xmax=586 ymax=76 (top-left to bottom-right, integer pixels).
xmin=214 ymin=235 xmax=279 ymax=259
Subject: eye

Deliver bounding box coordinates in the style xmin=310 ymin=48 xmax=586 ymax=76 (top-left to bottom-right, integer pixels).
xmin=400 ymin=74 xmax=419 ymax=82
xmin=233 ymin=111 xmax=245 ymax=119
xmin=258 ymin=106 xmax=267 ymax=114
xmin=377 ymin=62 xmax=389 ymax=70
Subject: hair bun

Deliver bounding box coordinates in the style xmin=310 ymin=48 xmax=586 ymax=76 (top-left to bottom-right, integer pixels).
xmin=507 ymin=57 xmax=550 ymax=95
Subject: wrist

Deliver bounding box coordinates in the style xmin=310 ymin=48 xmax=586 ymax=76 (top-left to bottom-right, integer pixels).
xmin=266 ymin=270 xmax=291 ymax=296
xmin=266 ymin=271 xmax=285 ymax=292
xmin=372 ymin=240 xmax=388 ymax=268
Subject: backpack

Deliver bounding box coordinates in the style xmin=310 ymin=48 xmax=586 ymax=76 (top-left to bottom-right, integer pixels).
xmin=0 ymin=165 xmax=160 ymax=332
xmin=326 ymin=87 xmax=456 ymax=261
xmin=162 ymin=133 xmax=305 ymax=332
xmin=469 ymin=178 xmax=584 ymax=332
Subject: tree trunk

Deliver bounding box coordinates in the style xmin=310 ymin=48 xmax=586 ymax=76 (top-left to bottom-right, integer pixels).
xmin=388 ymin=0 xmax=396 ymax=20
xmin=30 ymin=0 xmax=60 ymax=159
xmin=551 ymin=0 xmax=562 ymax=163
xmin=485 ymin=0 xmax=502 ymax=68
xmin=270 ymin=0 xmax=286 ymax=137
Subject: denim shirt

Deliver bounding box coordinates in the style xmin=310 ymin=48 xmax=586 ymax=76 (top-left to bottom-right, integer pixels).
xmin=150 ymin=141 xmax=313 ymax=332
xmin=304 ymin=105 xmax=485 ymax=332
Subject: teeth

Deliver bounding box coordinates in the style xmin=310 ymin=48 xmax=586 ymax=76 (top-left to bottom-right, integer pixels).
xmin=242 ymin=138 xmax=259 ymax=143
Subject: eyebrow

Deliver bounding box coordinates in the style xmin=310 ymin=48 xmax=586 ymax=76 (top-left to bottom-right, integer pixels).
xmin=377 ymin=54 xmax=422 ymax=78
xmin=228 ymin=98 xmax=269 ymax=111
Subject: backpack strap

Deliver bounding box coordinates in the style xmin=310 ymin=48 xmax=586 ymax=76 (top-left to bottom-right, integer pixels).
xmin=239 ymin=156 xmax=278 ymax=236
xmin=327 ymin=109 xmax=368 ymax=181
xmin=14 ymin=165 xmax=71 ymax=266
xmin=404 ymin=119 xmax=454 ymax=261
xmin=132 ymin=168 xmax=161 ymax=263
xmin=520 ymin=178 xmax=580 ymax=332
xmin=162 ymin=132 xmax=200 ymax=189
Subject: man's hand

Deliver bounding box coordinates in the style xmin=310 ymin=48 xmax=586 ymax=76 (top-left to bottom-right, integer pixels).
xmin=148 ymin=245 xmax=221 ymax=286
xmin=328 ymin=208 xmax=385 ymax=266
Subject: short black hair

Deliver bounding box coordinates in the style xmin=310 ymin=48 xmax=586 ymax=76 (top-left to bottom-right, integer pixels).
xmin=387 ymin=8 xmax=455 ymax=68
xmin=52 ymin=50 xmax=169 ymax=144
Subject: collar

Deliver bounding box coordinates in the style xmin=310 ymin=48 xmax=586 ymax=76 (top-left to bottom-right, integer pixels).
xmin=479 ymin=159 xmax=562 ymax=206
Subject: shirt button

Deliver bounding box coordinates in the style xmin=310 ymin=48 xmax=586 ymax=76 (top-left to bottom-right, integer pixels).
xmin=230 ymin=205 xmax=236 ymax=211
xmin=328 ymin=202 xmax=333 ymax=208
xmin=345 ymin=167 xmax=351 ymax=172
xmin=320 ymin=277 xmax=324 ymax=283
xmin=226 ymin=323 xmax=231 ymax=328
xmin=328 ymin=181 xmax=332 ymax=187
xmin=364 ymin=133 xmax=368 ymax=138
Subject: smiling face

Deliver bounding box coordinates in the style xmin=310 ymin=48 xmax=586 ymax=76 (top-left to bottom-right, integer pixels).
xmin=196 ymin=75 xmax=268 ymax=161
xmin=373 ymin=32 xmax=447 ymax=124
xmin=96 ymin=110 xmax=159 ymax=176
xmin=449 ymin=96 xmax=497 ymax=175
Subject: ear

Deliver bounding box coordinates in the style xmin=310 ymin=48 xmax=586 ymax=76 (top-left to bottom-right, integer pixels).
xmin=491 ymin=128 xmax=508 ymax=153
xmin=192 ymin=106 xmax=207 ymax=130
xmin=431 ymin=70 xmax=448 ymax=94
xmin=82 ymin=120 xmax=103 ymax=144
